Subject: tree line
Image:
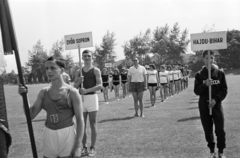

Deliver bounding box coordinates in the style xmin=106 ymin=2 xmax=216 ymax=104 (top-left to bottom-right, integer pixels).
xmin=1 ymin=23 xmax=240 ymax=84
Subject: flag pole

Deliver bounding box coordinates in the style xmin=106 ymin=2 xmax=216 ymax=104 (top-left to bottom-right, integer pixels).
xmin=0 ymin=0 xmax=38 ymax=157
xmin=78 ymin=44 xmax=84 ymax=102
xmin=208 ymin=50 xmax=212 ymax=115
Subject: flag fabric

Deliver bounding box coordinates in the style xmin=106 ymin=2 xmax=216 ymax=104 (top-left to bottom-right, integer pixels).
xmin=0 ymin=0 xmax=38 ymax=157
xmin=0 ymin=1 xmax=12 ymax=155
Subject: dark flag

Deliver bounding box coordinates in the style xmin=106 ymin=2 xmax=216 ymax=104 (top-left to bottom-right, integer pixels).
xmin=0 ymin=0 xmax=38 ymax=157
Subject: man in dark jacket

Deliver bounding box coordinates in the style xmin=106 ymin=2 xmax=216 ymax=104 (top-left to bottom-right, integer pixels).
xmin=194 ymin=50 xmax=227 ymax=158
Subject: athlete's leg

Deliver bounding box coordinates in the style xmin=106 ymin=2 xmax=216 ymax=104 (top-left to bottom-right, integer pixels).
xmin=113 ymin=85 xmax=118 ymax=99
xmin=82 ymin=112 xmax=88 ymax=147
xmin=137 ymin=91 xmax=144 ymax=116
xmin=102 ymin=87 xmax=106 ymax=102
xmin=105 ymin=86 xmax=109 ymax=102
xmin=89 ymin=111 xmax=98 ymax=148
xmin=131 ymin=92 xmax=139 ymax=115
xmin=148 ymin=86 xmax=153 ymax=105
xmin=116 ymin=85 xmax=120 ymax=99
xmin=152 ymin=86 xmax=157 ymax=106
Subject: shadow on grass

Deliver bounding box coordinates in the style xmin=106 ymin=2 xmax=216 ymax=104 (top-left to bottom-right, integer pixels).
xmin=98 ymin=116 xmax=135 ymax=123
xmin=98 ymin=97 xmax=119 ymax=105
xmin=187 ymin=107 xmax=198 ymax=110
xmin=189 ymin=101 xmax=198 ymax=104
xmin=177 ymin=116 xmax=200 ymax=122
xmin=20 ymin=118 xmax=46 ymax=124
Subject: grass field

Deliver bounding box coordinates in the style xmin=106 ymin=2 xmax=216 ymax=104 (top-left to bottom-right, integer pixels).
xmin=4 ymin=75 xmax=240 ymax=158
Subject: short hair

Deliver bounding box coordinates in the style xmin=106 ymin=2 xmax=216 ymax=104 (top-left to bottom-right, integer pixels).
xmin=102 ymin=68 xmax=107 ymax=73
xmin=149 ymin=64 xmax=156 ymax=70
xmin=202 ymin=50 xmax=214 ymax=58
xmin=114 ymin=68 xmax=119 ymax=74
xmin=46 ymin=56 xmax=65 ymax=69
xmin=160 ymin=65 xmax=166 ymax=69
xmin=82 ymin=49 xmax=93 ymax=55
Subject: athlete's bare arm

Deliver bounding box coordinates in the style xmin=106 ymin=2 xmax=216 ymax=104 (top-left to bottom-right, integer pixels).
xmin=73 ymin=69 xmax=81 ymax=89
xmin=69 ymin=88 xmax=84 ymax=156
xmin=18 ymin=85 xmax=44 ymax=120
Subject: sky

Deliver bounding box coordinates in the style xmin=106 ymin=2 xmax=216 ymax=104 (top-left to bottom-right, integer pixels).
xmin=1 ymin=0 xmax=240 ymax=73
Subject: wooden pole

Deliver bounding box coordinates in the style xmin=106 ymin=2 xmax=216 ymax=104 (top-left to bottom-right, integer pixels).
xmin=78 ymin=44 xmax=84 ymax=102
xmin=208 ymin=50 xmax=212 ymax=115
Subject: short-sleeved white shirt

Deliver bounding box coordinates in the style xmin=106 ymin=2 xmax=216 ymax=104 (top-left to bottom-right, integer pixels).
xmin=159 ymin=71 xmax=168 ymax=83
xmin=173 ymin=70 xmax=179 ymax=80
xmin=168 ymin=71 xmax=173 ymax=81
xmin=128 ymin=65 xmax=147 ymax=82
xmin=147 ymin=70 xmax=158 ymax=83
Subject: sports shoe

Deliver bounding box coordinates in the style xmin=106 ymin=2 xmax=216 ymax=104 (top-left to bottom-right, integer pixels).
xmin=88 ymin=146 xmax=97 ymax=157
xmin=218 ymin=153 xmax=226 ymax=158
xmin=81 ymin=146 xmax=88 ymax=156
xmin=209 ymin=152 xmax=217 ymax=158
xmin=134 ymin=113 xmax=139 ymax=117
xmin=140 ymin=114 xmax=145 ymax=118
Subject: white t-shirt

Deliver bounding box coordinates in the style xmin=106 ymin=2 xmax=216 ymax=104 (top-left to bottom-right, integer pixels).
xmin=168 ymin=71 xmax=173 ymax=81
xmin=128 ymin=65 xmax=147 ymax=82
xmin=159 ymin=71 xmax=168 ymax=84
xmin=147 ymin=70 xmax=158 ymax=83
xmin=173 ymin=70 xmax=179 ymax=80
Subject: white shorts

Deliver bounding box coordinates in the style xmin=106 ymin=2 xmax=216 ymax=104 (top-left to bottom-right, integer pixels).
xmin=43 ymin=126 xmax=75 ymax=158
xmin=82 ymin=94 xmax=99 ymax=112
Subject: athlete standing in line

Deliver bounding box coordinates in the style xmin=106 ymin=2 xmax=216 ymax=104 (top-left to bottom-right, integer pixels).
xmin=121 ymin=68 xmax=128 ymax=98
xmin=128 ymin=57 xmax=147 ymax=117
xmin=101 ymin=68 xmax=109 ymax=104
xmin=74 ymin=50 xmax=102 ymax=157
xmin=147 ymin=64 xmax=159 ymax=107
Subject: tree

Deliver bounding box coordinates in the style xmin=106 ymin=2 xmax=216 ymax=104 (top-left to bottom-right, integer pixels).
xmin=50 ymin=40 xmax=64 ymax=58
xmin=27 ymin=40 xmax=48 ymax=83
xmin=151 ymin=24 xmax=170 ymax=64
xmin=93 ymin=31 xmax=117 ymax=69
xmin=218 ymin=30 xmax=240 ymax=69
xmin=166 ymin=22 xmax=190 ymax=63
xmin=123 ymin=29 xmax=152 ymax=65
xmin=50 ymin=39 xmax=75 ymax=79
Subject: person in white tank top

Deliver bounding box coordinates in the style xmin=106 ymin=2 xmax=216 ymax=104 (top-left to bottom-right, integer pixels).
xmin=167 ymin=65 xmax=174 ymax=96
xmin=147 ymin=64 xmax=159 ymax=107
xmin=159 ymin=65 xmax=169 ymax=102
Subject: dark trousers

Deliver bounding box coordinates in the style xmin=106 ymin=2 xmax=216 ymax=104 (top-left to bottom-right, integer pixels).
xmin=199 ymin=100 xmax=226 ymax=153
xmin=0 ymin=128 xmax=8 ymax=158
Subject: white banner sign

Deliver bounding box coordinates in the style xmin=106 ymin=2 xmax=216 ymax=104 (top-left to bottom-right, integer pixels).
xmin=64 ymin=32 xmax=93 ymax=50
xmin=105 ymin=63 xmax=112 ymax=68
xmin=190 ymin=31 xmax=227 ymax=51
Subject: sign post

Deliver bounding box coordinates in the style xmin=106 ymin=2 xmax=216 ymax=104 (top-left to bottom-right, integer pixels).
xmin=64 ymin=32 xmax=93 ymax=102
xmin=191 ymin=31 xmax=227 ymax=115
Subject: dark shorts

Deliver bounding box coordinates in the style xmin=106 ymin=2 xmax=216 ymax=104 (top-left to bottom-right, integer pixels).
xmin=113 ymin=82 xmax=120 ymax=86
xmin=161 ymin=83 xmax=167 ymax=86
xmin=122 ymin=81 xmax=127 ymax=84
xmin=103 ymin=83 xmax=109 ymax=87
xmin=129 ymin=82 xmax=145 ymax=93
xmin=148 ymin=83 xmax=157 ymax=87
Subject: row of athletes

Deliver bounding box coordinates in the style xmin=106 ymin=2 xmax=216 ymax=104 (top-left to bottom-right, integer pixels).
xmin=145 ymin=63 xmax=191 ymax=107
xmin=100 ymin=63 xmax=191 ymax=106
